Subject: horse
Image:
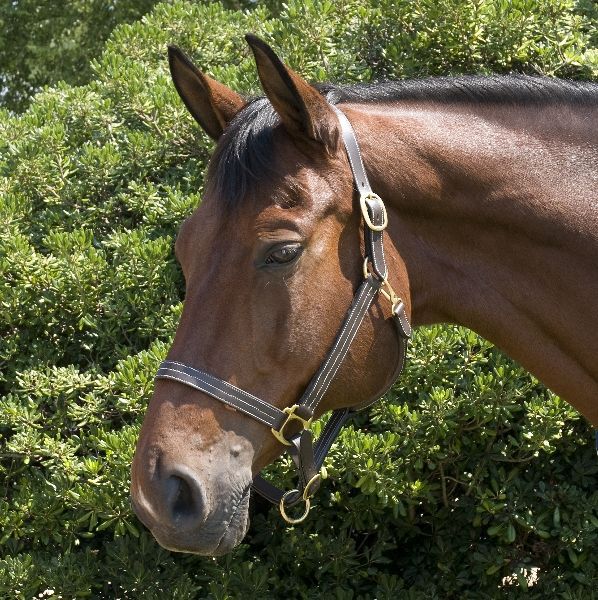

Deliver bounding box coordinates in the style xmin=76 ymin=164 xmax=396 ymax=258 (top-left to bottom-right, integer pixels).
xmin=130 ymin=34 xmax=598 ymax=556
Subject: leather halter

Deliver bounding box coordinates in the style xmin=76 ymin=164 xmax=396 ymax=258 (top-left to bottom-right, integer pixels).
xmin=155 ymin=105 xmax=412 ymax=523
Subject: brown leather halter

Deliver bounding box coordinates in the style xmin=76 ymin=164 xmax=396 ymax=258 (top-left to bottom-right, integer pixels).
xmin=155 ymin=105 xmax=412 ymax=523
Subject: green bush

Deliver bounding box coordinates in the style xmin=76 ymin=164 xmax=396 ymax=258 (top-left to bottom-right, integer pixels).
xmin=1 ymin=0 xmax=596 ymax=597
xmin=0 ymin=0 xmax=162 ymax=112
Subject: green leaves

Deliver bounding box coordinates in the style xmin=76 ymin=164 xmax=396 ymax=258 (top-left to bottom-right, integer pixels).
xmin=0 ymin=0 xmax=162 ymax=112
xmin=0 ymin=0 xmax=596 ymax=597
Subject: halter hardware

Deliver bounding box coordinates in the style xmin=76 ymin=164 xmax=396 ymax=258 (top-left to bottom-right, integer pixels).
xmin=360 ymin=192 xmax=388 ymax=231
xmin=271 ymin=404 xmax=313 ymax=446
xmin=280 ymin=492 xmax=311 ymax=524
xmin=363 ymin=257 xmax=403 ymax=313
xmin=279 ymin=472 xmax=322 ymax=524
xmin=381 ymin=279 xmax=403 ymax=312
xmin=155 ymin=104 xmax=411 ymax=524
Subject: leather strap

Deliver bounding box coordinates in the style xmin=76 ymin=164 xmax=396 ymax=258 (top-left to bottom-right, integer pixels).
xmin=331 ymin=105 xmax=388 ymax=280
xmin=331 ymin=106 xmax=373 ymax=197
xmin=364 ymin=197 xmax=388 ymax=280
xmin=156 ymin=360 xmax=286 ymax=429
xmin=393 ymin=300 xmax=412 ymax=340
xmin=252 ymin=408 xmax=352 ymax=505
xmin=299 ymin=276 xmax=381 ymax=414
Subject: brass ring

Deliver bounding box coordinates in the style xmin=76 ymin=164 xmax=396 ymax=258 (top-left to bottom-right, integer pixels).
xmin=302 ymin=473 xmax=321 ymax=501
xmin=279 ymin=490 xmax=311 ymax=524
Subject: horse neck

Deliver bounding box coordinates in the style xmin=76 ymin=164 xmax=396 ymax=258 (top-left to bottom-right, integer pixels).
xmin=344 ymin=100 xmax=598 ymax=425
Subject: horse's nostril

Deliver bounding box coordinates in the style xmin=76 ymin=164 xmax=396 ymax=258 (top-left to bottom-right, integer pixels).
xmin=166 ymin=476 xmax=191 ymax=517
xmin=164 ymin=468 xmax=207 ymax=525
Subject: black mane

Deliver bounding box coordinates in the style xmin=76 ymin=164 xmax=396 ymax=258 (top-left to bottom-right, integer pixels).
xmin=207 ymin=75 xmax=597 ymax=209
xmin=320 ymin=74 xmax=596 ymax=106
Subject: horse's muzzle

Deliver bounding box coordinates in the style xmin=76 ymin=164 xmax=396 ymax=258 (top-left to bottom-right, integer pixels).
xmin=131 ymin=459 xmax=251 ymax=555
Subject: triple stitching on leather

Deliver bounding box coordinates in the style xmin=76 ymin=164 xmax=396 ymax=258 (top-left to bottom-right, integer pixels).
xmin=302 ymin=282 xmax=377 ymax=412
xmin=164 ymin=360 xmax=282 ymax=418
xmin=156 ymin=370 xmax=278 ymax=426
xmin=161 ymin=360 xmax=283 ymax=421
xmin=157 ymin=365 xmax=279 ymax=423
xmin=157 ymin=364 xmax=282 ymax=427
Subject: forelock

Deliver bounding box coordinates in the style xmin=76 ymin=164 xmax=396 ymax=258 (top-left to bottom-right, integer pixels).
xmin=206 ymin=97 xmax=281 ymax=211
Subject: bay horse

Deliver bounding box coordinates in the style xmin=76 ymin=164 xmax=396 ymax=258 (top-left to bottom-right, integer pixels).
xmin=130 ymin=35 xmax=598 ymax=555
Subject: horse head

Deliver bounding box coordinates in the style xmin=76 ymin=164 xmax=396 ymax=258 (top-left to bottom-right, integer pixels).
xmin=130 ymin=35 xmax=410 ymax=555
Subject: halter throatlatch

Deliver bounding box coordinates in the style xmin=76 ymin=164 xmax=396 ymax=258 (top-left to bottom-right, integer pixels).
xmin=155 ymin=105 xmax=411 ymax=524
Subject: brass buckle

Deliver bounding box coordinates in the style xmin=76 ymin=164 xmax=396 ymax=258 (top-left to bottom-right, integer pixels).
xmin=271 ymin=404 xmax=313 ymax=446
xmin=279 ymin=472 xmax=321 ymax=524
xmin=360 ymin=192 xmax=388 ymax=232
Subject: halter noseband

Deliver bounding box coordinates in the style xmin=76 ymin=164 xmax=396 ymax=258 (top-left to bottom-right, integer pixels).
xmin=155 ymin=105 xmax=411 ymax=523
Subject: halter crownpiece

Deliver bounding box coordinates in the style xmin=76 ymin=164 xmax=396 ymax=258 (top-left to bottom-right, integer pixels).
xmin=155 ymin=104 xmax=411 ymax=523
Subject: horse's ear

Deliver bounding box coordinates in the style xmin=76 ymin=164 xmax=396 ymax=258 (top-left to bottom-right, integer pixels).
xmin=168 ymin=46 xmax=245 ymax=140
xmin=245 ymin=34 xmax=339 ymax=150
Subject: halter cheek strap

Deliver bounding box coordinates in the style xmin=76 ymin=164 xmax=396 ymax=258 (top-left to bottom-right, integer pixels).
xmin=155 ymin=104 xmax=411 ymax=523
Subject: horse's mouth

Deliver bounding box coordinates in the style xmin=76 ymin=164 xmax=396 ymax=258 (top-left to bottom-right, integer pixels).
xmin=211 ymin=485 xmax=251 ymax=556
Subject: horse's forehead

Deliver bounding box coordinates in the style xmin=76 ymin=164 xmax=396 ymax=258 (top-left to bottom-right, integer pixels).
xmin=196 ymin=165 xmax=334 ymax=228
xmin=183 ymin=200 xmax=247 ymax=250
xmin=178 ymin=142 xmax=348 ymax=269
xmin=179 ymin=195 xmax=276 ymax=261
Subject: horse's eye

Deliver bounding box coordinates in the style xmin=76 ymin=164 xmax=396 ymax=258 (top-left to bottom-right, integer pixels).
xmin=265 ymin=244 xmax=302 ymax=265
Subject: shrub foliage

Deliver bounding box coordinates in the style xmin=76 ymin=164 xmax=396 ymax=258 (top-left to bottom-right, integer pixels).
xmin=0 ymin=1 xmax=596 ymax=597
xmin=0 ymin=0 xmax=162 ymax=112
